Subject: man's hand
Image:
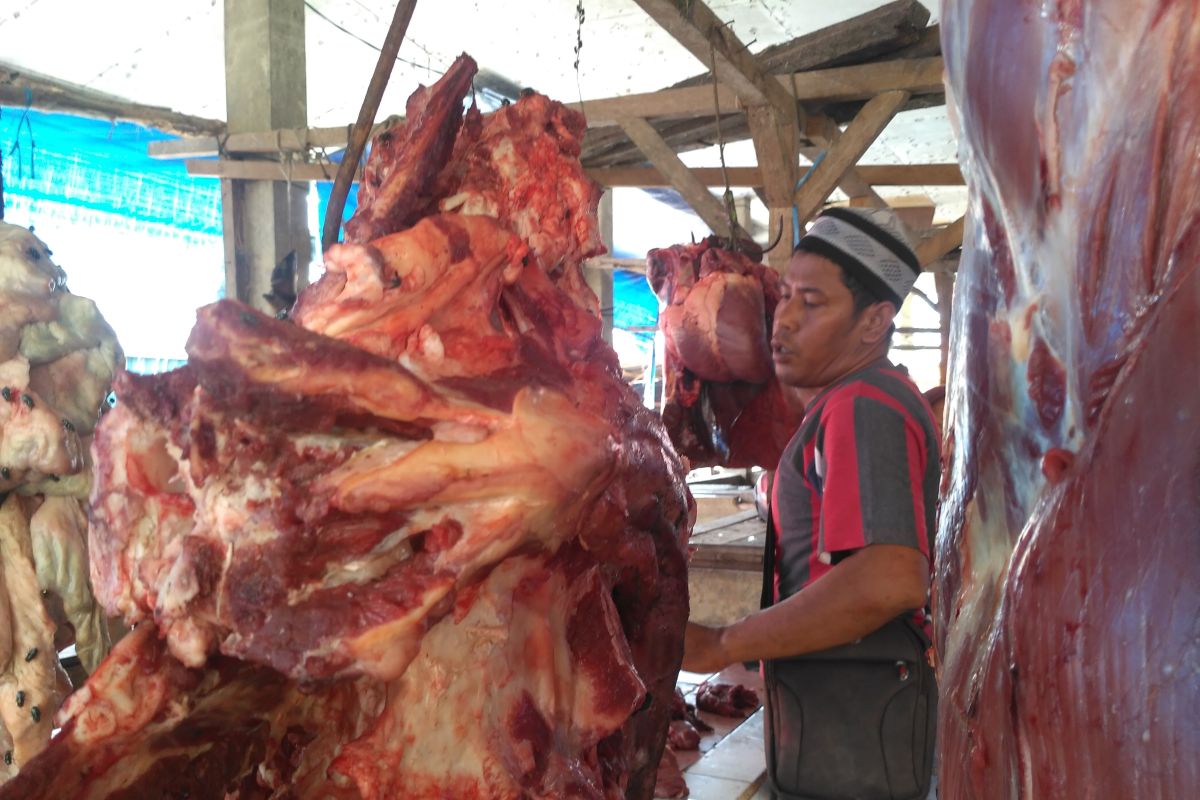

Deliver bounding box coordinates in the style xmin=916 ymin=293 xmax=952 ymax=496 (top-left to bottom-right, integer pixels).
xmin=682 ymin=622 xmax=732 ymax=673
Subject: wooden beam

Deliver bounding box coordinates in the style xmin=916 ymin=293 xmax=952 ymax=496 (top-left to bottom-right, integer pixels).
xmin=589 ymin=165 xmax=761 ymax=187
xmin=584 ymin=255 xmax=647 ymax=275
xmin=672 ymin=1 xmax=931 ymax=90
xmin=154 ymin=56 xmax=944 ymax=162
xmin=631 ymin=0 xmax=796 ymax=113
xmin=186 ymin=159 xmax=353 ymax=182
xmin=0 ymin=62 xmax=224 ymax=137
xmin=619 ymin=117 xmax=748 ymax=241
xmin=635 ymin=0 xmax=806 ymax=266
xmin=747 ymin=104 xmax=800 ymax=270
xmin=792 ymin=90 xmax=910 ymax=224
xmin=916 ymin=215 xmax=966 ymax=266
xmin=222 ymin=0 xmax=309 ymax=315
xmin=574 ymin=57 xmax=943 ymax=127
xmin=934 ymin=271 xmax=956 ymax=383
xmin=803 ymin=113 xmax=890 ymax=209
xmin=585 ymin=163 xmax=962 ymax=188
xmin=924 ymin=253 xmax=960 ymax=274
xmin=858 ymin=163 xmax=962 ymax=185
xmin=148 ymin=120 xmax=398 ymax=159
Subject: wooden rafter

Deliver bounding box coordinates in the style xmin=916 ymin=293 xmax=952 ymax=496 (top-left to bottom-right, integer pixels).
xmin=574 ymin=57 xmax=942 ymax=128
xmin=579 ymin=0 xmax=935 ymax=169
xmin=585 ymin=163 xmax=962 ymax=188
xmin=934 ymin=271 xmax=956 ymax=382
xmin=631 ymin=0 xmax=797 ymax=114
xmin=632 ymin=0 xmax=802 ymax=266
xmin=618 ymin=117 xmax=748 ymax=241
xmin=151 ymin=56 xmax=944 ymax=161
xmin=916 ymin=215 xmax=966 ymax=266
xmin=185 ymin=160 xmax=964 ymax=189
xmin=147 ymin=120 xmax=398 ymax=159
xmin=670 ymin=1 xmax=930 ymax=92
xmin=792 ymin=90 xmax=911 ymax=224
xmin=1 ymin=62 xmax=223 ymax=137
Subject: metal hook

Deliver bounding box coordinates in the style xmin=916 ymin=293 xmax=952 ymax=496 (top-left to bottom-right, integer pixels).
xmin=762 ymin=216 xmax=787 ymax=254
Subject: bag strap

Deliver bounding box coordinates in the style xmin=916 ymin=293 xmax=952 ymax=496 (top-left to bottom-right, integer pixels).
xmin=760 ymin=508 xmax=777 ymax=610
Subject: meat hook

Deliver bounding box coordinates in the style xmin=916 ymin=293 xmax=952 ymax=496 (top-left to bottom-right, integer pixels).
xmin=762 ymin=216 xmax=786 ymax=254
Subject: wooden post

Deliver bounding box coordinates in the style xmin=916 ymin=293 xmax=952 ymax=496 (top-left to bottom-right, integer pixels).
xmin=916 ymin=215 xmax=966 ymax=266
xmin=222 ymin=0 xmax=310 ymax=314
xmin=585 ymin=190 xmax=616 ymax=344
xmin=935 ymin=271 xmax=956 ymax=383
xmin=747 ymin=105 xmax=799 ymax=271
xmin=792 ymin=91 xmax=910 ymax=225
xmin=619 ymin=117 xmax=749 ymax=241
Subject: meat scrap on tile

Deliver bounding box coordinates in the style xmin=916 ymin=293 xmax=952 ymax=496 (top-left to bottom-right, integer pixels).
xmin=0 ymin=222 xmax=122 ymax=784
xmin=936 ymin=1 xmax=1200 ymax=797
xmin=694 ymin=681 xmax=758 ymax=719
xmin=2 ymin=53 xmax=692 ymax=800
xmin=647 ymin=237 xmax=803 ymax=469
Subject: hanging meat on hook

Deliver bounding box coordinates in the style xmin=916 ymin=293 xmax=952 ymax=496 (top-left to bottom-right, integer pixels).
xmin=648 ymin=237 xmax=803 ymax=468
xmin=3 ymin=53 xmax=692 ymax=799
xmin=0 ymin=222 xmax=122 ymax=784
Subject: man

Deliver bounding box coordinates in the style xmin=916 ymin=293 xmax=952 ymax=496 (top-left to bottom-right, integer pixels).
xmin=682 ymin=206 xmax=940 ymax=798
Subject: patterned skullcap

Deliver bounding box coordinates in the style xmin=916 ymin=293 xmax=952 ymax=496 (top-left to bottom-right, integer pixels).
xmin=795 ymin=207 xmax=920 ymax=306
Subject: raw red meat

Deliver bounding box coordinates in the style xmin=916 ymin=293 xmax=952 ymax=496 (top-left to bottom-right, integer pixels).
xmin=669 ymin=686 xmax=712 ymax=735
xmin=343 ymin=54 xmax=477 ymax=244
xmin=936 ymin=1 xmax=1200 ymax=797
xmin=652 ymin=747 xmax=688 ymax=799
xmin=695 ymin=681 xmax=758 ymax=718
xmin=648 ymin=238 xmax=803 ymax=468
xmin=666 ymin=720 xmax=701 ymax=752
xmin=2 ymin=54 xmax=691 ymax=799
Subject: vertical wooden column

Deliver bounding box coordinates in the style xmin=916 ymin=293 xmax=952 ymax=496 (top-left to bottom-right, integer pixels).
xmin=222 ymin=0 xmax=310 ymax=313
xmin=585 ymin=189 xmax=616 ymax=344
xmin=935 ymin=271 xmax=956 ymax=383
xmin=746 ymin=106 xmax=799 ymax=272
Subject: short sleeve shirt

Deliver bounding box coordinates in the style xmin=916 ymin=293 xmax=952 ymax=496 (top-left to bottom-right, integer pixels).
xmin=770 ymin=360 xmax=940 ymax=602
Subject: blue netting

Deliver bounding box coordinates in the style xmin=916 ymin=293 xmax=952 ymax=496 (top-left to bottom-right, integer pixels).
xmin=1 ymin=107 xmax=225 ymax=364
xmin=0 ymin=108 xmax=661 ymax=364
xmin=1 ymin=108 xmax=222 ymax=236
xmin=612 ymin=267 xmax=658 ymax=337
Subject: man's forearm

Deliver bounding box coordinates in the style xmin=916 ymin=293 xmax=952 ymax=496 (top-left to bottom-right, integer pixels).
xmin=720 ymin=544 xmax=928 ymax=664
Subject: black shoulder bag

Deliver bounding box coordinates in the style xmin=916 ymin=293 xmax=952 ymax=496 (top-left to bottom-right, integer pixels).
xmin=759 ymin=514 xmax=937 ymax=800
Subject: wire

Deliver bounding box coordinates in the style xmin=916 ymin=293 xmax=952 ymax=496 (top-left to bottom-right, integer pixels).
xmin=707 ymin=37 xmax=738 ymax=246
xmin=304 ymin=1 xmax=441 ymax=74
xmin=573 ymin=0 xmax=587 ymax=114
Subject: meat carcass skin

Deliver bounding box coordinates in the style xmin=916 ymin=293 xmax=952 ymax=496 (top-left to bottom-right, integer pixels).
xmin=29 ymin=497 xmax=109 ymax=673
xmin=343 ymin=54 xmax=478 ymax=244
xmin=0 ymin=495 xmax=68 ymax=775
xmin=7 ymin=54 xmax=690 ymax=799
xmin=0 ymin=223 xmax=122 ymax=784
xmin=936 ymin=1 xmax=1200 ymax=797
xmin=648 ymin=238 xmax=802 ymax=468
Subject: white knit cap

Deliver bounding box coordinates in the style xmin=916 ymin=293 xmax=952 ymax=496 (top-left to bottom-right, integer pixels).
xmin=796 ymin=207 xmax=920 ymax=305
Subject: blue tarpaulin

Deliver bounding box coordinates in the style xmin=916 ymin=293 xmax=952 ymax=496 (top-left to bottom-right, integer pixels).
xmin=1 ymin=107 xmax=225 ymax=363
xmin=1 ymin=107 xmax=222 ymax=235
xmin=0 ymin=107 xmax=660 ymax=364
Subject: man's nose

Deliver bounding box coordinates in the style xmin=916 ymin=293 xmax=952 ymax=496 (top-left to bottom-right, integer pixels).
xmin=774 ymin=299 xmax=798 ymax=331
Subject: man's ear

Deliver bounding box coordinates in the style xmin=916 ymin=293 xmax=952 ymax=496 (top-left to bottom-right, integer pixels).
xmin=859 ymin=301 xmax=897 ymax=345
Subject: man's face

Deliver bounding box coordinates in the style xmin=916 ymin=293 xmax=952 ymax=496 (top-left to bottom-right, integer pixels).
xmin=771 ymin=251 xmax=871 ymax=389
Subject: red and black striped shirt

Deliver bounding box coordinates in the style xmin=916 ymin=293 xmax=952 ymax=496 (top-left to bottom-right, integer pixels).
xmin=771 ymin=359 xmax=939 ymax=602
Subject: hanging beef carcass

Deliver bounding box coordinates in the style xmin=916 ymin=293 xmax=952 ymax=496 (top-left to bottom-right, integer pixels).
xmin=935 ymin=1 xmax=1200 ymax=797
xmin=1 ymin=54 xmax=692 ymax=799
xmin=648 ymin=238 xmax=803 ymax=468
xmin=0 ymin=223 xmax=121 ymax=784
